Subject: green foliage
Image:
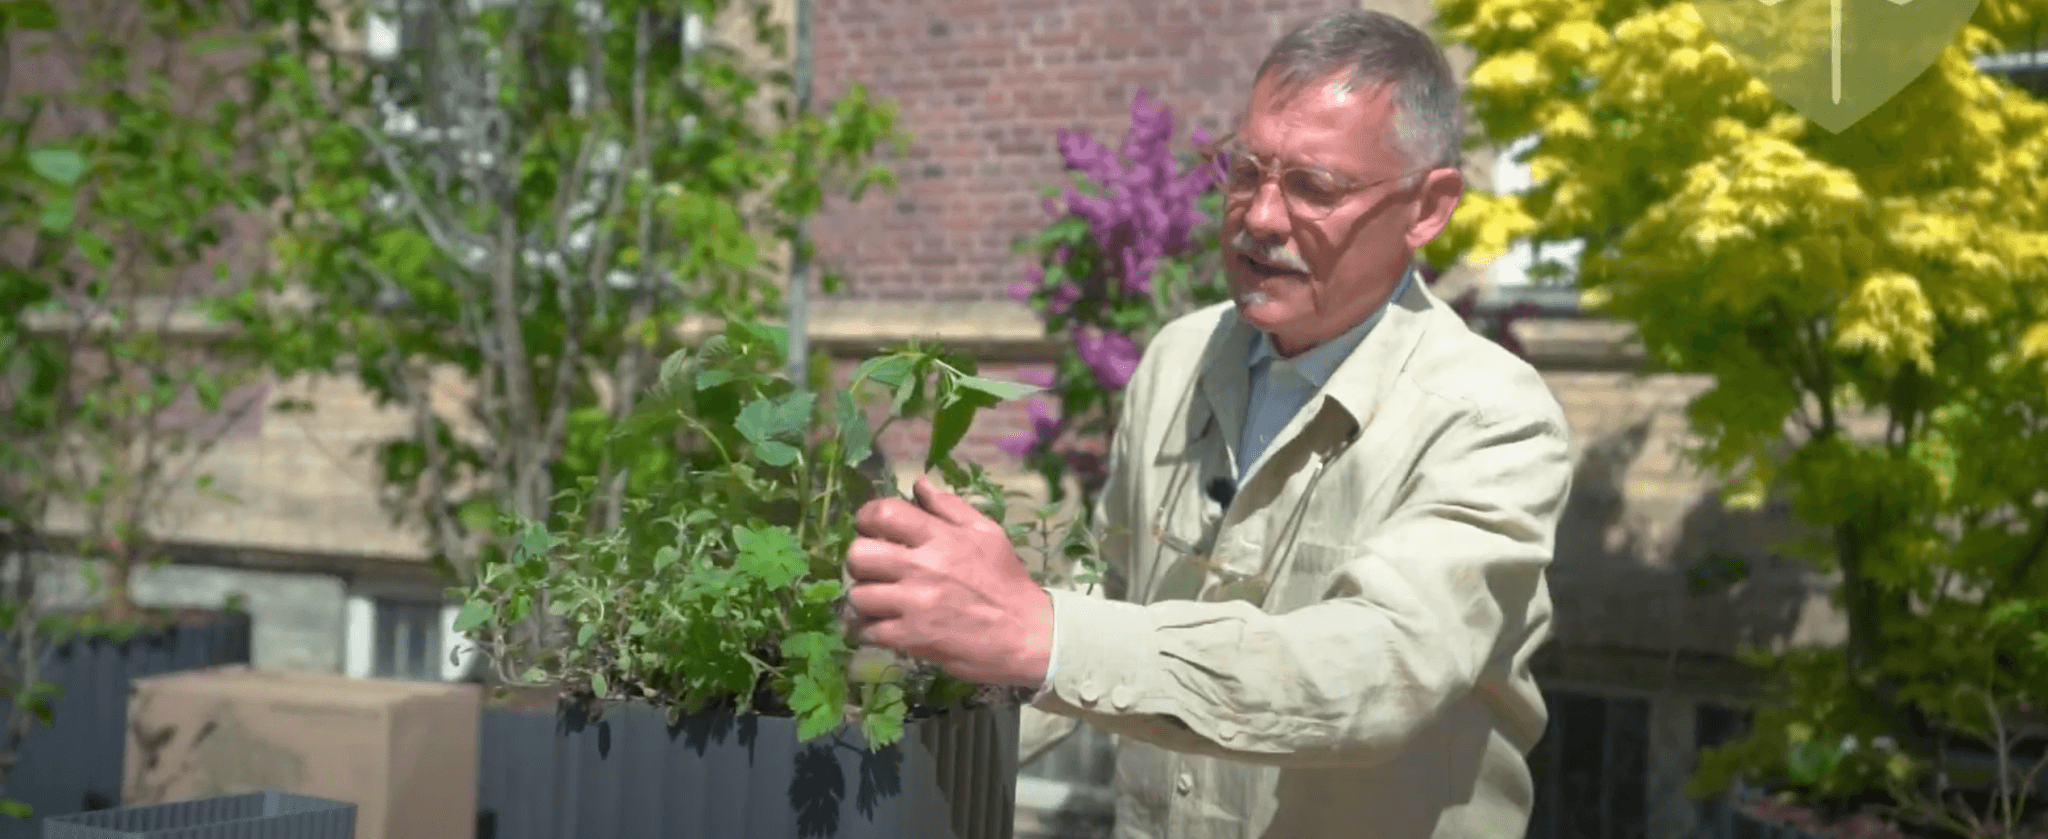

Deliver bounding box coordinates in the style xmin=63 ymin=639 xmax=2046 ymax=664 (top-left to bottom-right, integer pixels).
xmin=1005 ymin=96 xmax=1231 ymax=593
xmin=2 ymin=0 xmax=299 ymax=807
xmin=456 ymin=328 xmax=1039 ymax=747
xmin=222 ymin=0 xmax=909 ymax=583
xmin=1436 ymin=0 xmax=2048 ymax=829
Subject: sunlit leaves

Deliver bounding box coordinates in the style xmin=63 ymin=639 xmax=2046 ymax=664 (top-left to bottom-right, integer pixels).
xmin=1439 ymin=0 xmax=2048 ymax=810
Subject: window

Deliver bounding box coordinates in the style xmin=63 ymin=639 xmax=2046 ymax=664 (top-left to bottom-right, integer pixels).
xmin=1977 ymin=49 xmax=2047 ymax=96
xmin=371 ymin=597 xmax=442 ymax=680
xmin=344 ymin=588 xmax=471 ymax=681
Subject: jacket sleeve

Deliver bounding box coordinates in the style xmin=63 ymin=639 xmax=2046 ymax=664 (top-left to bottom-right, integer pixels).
xmin=1029 ymin=404 xmax=1572 ymax=769
xmin=1016 ymin=376 xmax=1144 ymax=768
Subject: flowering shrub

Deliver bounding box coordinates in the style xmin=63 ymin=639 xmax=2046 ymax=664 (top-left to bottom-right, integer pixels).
xmin=1008 ymin=91 xmax=1538 ymax=523
xmin=1006 ymin=91 xmax=1231 ymax=506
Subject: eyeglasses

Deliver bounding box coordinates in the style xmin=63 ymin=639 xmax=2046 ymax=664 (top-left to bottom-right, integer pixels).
xmin=1199 ymin=131 xmax=1432 ymax=221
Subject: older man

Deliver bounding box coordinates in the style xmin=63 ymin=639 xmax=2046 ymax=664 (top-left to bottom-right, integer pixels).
xmin=845 ymin=9 xmax=1573 ymax=838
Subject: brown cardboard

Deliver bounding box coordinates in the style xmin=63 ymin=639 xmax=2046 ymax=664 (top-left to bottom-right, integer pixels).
xmin=124 ymin=665 xmax=481 ymax=839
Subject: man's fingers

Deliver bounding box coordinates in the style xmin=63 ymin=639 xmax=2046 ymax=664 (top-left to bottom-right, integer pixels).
xmin=911 ymin=479 xmax=1008 ymax=538
xmin=855 ymin=496 xmax=937 ymax=547
xmin=856 ymin=618 xmax=914 ymax=657
xmin=845 ymin=536 xmax=919 ymax=583
xmin=845 ymin=580 xmax=911 ymax=621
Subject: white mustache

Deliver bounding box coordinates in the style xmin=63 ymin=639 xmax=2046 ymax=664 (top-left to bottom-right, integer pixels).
xmin=1228 ymin=230 xmax=1309 ymax=274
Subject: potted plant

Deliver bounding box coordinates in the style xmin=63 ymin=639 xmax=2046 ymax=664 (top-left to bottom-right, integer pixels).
xmin=454 ymin=316 xmax=1045 ymax=838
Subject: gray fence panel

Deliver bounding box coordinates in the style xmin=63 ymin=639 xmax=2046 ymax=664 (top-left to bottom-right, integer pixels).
xmin=0 ymin=613 xmax=252 ymax=839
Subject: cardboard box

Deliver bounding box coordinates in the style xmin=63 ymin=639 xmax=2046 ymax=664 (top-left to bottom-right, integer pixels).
xmin=124 ymin=666 xmax=481 ymax=839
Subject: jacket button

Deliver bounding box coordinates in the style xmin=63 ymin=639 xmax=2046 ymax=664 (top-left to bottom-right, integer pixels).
xmin=1215 ymin=720 xmax=1239 ymax=742
xmin=1175 ymin=773 xmax=1194 ymax=795
xmin=1109 ymin=685 xmax=1135 ymax=710
xmin=1076 ymin=680 xmax=1101 ymax=706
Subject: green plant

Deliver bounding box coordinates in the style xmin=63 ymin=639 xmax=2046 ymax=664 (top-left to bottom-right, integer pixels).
xmin=1437 ymin=0 xmax=2048 ymax=832
xmin=454 ymin=322 xmax=1040 ymax=747
xmin=221 ymin=0 xmax=907 ymax=592
xmin=1005 ymin=90 xmax=1230 ymax=513
xmin=3 ymin=0 xmax=295 ymax=814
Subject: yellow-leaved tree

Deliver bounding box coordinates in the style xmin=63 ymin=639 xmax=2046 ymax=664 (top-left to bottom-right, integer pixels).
xmin=1432 ymin=0 xmax=2048 ymax=833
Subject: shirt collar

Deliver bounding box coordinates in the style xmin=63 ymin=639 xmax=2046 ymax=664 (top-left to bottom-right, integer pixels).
xmin=1245 ymin=267 xmax=1415 ymax=389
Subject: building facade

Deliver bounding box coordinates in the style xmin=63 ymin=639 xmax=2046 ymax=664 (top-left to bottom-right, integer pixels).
xmin=20 ymin=0 xmax=2043 ymax=834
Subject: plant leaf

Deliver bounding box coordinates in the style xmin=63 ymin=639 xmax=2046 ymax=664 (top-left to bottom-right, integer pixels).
xmin=855 ymin=355 xmax=914 ymax=389
xmin=788 ymin=670 xmax=847 ymax=742
xmin=451 ymin=601 xmax=493 ymax=633
xmin=926 ymin=389 xmax=999 ymax=473
xmin=780 ymin=630 xmax=846 ymax=666
xmin=861 ymin=683 xmax=907 ymax=747
xmin=756 ymin=440 xmax=799 ymax=467
xmin=736 ymin=398 xmax=778 ymax=444
xmin=517 ymin=523 xmax=561 ymax=560
xmin=953 ymin=374 xmax=1039 ymax=401
xmin=655 ymin=348 xmax=693 ymax=394
xmin=835 ymin=390 xmax=872 ymax=466
xmin=734 ymin=525 xmax=805 ymax=588
xmin=28 ymin=148 xmax=87 ymax=186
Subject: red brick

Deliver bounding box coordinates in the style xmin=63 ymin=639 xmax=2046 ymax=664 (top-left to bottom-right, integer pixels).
xmin=809 ymin=0 xmax=1346 ymax=306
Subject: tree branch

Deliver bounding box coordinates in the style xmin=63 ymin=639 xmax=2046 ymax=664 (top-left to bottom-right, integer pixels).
xmin=346 ymin=112 xmax=488 ymax=270
xmin=595 ymin=8 xmax=662 ymax=532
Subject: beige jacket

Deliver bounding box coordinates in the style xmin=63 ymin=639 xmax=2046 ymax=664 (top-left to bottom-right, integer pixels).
xmin=1021 ymin=278 xmax=1574 ymax=839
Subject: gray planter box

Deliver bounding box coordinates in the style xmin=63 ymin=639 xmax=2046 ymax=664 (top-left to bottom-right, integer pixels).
xmin=41 ymin=791 xmax=354 ymax=839
xmin=476 ymin=696 xmax=1020 ymax=839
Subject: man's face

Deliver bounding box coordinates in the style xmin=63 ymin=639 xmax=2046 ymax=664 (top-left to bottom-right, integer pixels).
xmin=1220 ymin=70 xmax=1465 ymax=357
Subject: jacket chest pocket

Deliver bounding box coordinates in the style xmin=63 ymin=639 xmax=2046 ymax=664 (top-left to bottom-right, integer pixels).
xmin=1141 ymin=415 xmax=1353 ymax=608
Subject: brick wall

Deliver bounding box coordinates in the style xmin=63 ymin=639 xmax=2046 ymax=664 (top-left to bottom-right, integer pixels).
xmin=806 ymin=0 xmax=1421 ymax=304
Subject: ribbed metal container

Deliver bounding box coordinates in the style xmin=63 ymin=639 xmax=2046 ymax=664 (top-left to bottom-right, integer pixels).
xmin=475 ymin=698 xmax=1019 ymax=839
xmin=41 ymin=791 xmax=355 ymax=839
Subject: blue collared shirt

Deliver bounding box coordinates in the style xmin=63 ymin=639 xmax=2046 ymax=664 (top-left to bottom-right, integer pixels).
xmin=1236 ymin=268 xmax=1413 ymax=478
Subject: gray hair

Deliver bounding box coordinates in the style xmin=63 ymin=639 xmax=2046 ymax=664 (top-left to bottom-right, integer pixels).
xmin=1255 ymin=11 xmax=1464 ymax=172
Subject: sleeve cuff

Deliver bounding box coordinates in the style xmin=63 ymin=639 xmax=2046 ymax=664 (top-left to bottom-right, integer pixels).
xmin=1038 ymin=591 xmax=1063 ymax=686
xmin=1029 ymin=587 xmax=1159 ymax=713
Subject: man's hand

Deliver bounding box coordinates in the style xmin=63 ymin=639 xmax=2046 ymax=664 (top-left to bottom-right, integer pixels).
xmin=845 ymin=479 xmax=1054 ymax=687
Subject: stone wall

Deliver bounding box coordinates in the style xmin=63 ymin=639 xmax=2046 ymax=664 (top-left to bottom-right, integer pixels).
xmin=7 ymin=554 xmax=346 ymax=674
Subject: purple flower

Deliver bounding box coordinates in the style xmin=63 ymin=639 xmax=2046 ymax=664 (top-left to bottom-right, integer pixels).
xmin=1058 ymin=130 xmax=1120 ymax=185
xmin=1121 ymin=247 xmax=1156 ymax=295
xmin=998 ymin=397 xmax=1065 ymax=458
xmin=1008 ymin=263 xmax=1046 ymax=302
xmin=1049 ymin=281 xmax=1080 ymax=314
xmin=1075 ymin=328 xmax=1142 ymax=391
